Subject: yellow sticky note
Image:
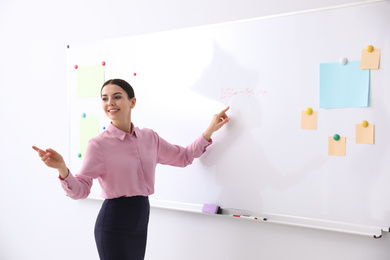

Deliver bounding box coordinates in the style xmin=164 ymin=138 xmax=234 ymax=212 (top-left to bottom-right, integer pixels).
xmin=77 ymin=65 xmax=105 ymax=97
xmin=301 ymin=111 xmax=317 ymax=130
xmin=359 ymin=48 xmax=380 ymax=70
xmin=328 ymin=136 xmax=346 ymax=156
xmin=80 ymin=116 xmax=100 ymax=157
xmin=356 ymin=124 xmax=375 ymax=144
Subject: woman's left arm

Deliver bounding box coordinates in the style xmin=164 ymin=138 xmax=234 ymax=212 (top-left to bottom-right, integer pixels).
xmin=156 ymin=107 xmax=230 ymax=167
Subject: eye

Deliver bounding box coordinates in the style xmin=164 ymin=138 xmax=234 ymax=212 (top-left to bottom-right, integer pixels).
xmin=114 ymin=95 xmax=121 ymax=99
xmin=102 ymin=97 xmax=108 ymax=101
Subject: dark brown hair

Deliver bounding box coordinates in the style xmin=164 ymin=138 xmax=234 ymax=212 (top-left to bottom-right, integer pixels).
xmin=101 ymin=79 xmax=135 ymax=99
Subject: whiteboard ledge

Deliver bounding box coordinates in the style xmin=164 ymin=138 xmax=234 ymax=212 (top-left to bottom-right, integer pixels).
xmin=149 ymin=199 xmax=385 ymax=238
xmin=224 ymin=208 xmax=384 ymax=238
xmin=87 ymin=197 xmax=385 ymax=238
xmin=150 ymin=198 xmax=204 ymax=213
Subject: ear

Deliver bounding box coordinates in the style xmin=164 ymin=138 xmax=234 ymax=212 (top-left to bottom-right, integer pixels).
xmin=130 ymin=97 xmax=136 ymax=109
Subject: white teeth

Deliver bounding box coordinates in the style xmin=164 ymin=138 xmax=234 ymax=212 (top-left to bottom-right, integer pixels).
xmin=108 ymin=109 xmax=119 ymax=112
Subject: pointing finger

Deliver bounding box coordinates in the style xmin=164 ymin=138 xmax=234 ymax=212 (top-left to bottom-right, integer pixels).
xmin=219 ymin=106 xmax=229 ymax=115
xmin=218 ymin=106 xmax=230 ymax=119
xmin=33 ymin=146 xmax=46 ymax=157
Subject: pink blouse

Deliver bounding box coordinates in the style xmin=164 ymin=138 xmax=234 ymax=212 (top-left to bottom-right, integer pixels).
xmin=60 ymin=123 xmax=212 ymax=199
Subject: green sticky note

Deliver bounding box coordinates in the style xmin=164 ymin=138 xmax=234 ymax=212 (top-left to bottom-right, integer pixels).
xmin=77 ymin=65 xmax=105 ymax=97
xmin=80 ymin=116 xmax=100 ymax=157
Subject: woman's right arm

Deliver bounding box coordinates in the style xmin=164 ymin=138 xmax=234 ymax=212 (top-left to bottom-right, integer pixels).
xmin=32 ymin=146 xmax=69 ymax=179
xmin=32 ymin=145 xmax=97 ymax=199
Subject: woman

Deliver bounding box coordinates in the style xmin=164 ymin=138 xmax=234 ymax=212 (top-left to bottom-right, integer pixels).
xmin=32 ymin=79 xmax=230 ymax=260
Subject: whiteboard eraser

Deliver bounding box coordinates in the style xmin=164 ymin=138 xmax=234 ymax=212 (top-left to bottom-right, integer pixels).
xmin=202 ymin=204 xmax=221 ymax=214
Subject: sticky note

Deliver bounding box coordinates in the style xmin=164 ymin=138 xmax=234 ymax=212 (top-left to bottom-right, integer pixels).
xmin=301 ymin=111 xmax=317 ymax=130
xmin=320 ymin=61 xmax=370 ymax=108
xmin=77 ymin=65 xmax=105 ymax=97
xmin=328 ymin=136 xmax=346 ymax=156
xmin=356 ymin=124 xmax=375 ymax=144
xmin=359 ymin=48 xmax=380 ymax=70
xmin=80 ymin=116 xmax=100 ymax=157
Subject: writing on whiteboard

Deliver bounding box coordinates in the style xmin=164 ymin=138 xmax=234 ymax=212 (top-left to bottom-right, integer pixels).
xmin=220 ymin=88 xmax=268 ymax=99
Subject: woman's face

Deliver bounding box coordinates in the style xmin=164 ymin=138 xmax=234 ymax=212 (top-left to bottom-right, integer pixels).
xmin=101 ymin=83 xmax=136 ymax=124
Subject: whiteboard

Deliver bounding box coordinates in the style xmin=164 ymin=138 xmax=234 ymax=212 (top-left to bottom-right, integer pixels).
xmin=68 ymin=1 xmax=390 ymax=229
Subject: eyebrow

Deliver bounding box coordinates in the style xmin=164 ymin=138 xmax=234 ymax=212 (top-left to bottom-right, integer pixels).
xmin=101 ymin=92 xmax=123 ymax=97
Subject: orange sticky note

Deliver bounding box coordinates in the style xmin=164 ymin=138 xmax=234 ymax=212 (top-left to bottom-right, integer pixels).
xmin=301 ymin=111 xmax=317 ymax=130
xmin=356 ymin=124 xmax=375 ymax=144
xmin=359 ymin=48 xmax=380 ymax=69
xmin=328 ymin=136 xmax=346 ymax=156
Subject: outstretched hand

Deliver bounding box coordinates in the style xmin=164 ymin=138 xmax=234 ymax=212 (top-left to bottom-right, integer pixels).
xmin=32 ymin=146 xmax=69 ymax=179
xmin=203 ymin=106 xmax=230 ymax=141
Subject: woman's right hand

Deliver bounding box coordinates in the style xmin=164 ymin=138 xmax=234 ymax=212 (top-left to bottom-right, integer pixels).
xmin=32 ymin=146 xmax=69 ymax=179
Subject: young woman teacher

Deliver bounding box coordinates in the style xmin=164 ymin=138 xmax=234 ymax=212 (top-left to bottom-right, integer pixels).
xmin=32 ymin=79 xmax=230 ymax=260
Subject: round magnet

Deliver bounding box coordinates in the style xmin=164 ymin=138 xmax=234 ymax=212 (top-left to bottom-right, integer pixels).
xmin=361 ymin=120 xmax=368 ymax=127
xmin=82 ymin=113 xmax=86 ymax=118
xmin=333 ymin=134 xmax=340 ymax=141
xmin=339 ymin=57 xmax=348 ymax=65
xmin=102 ymin=61 xmax=106 ymax=66
xmin=74 ymin=65 xmax=78 ymax=69
xmin=78 ymin=153 xmax=82 ymax=158
xmin=134 ymin=72 xmax=137 ymax=76
xmin=366 ymin=45 xmax=374 ymax=52
xmin=305 ymin=107 xmax=313 ymax=115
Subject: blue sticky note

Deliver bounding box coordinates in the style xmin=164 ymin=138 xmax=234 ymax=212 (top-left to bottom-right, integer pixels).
xmin=320 ymin=61 xmax=370 ymax=108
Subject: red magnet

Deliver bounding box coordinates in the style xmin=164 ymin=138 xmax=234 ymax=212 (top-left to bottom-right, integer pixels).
xmin=74 ymin=65 xmax=78 ymax=69
xmin=133 ymin=72 xmax=137 ymax=76
xmin=102 ymin=61 xmax=106 ymax=66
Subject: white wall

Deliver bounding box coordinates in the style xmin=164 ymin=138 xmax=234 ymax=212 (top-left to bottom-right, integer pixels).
xmin=1 ymin=0 xmax=389 ymax=259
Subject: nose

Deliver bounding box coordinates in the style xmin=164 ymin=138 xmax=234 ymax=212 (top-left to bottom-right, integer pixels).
xmin=109 ymin=97 xmax=116 ymax=106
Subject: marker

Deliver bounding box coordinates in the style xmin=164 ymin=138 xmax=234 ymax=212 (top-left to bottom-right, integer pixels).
xmin=233 ymin=215 xmax=258 ymax=220
xmin=242 ymin=215 xmax=258 ymax=220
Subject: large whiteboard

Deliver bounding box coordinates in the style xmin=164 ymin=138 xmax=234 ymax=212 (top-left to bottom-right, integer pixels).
xmin=68 ymin=1 xmax=390 ymax=229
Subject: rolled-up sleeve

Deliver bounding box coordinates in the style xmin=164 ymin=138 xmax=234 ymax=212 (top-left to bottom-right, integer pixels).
xmin=60 ymin=139 xmax=105 ymax=199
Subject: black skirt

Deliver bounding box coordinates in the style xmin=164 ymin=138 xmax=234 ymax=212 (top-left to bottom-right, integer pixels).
xmin=94 ymin=196 xmax=150 ymax=260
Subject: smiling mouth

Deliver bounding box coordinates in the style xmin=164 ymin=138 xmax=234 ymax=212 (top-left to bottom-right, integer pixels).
xmin=108 ymin=109 xmax=119 ymax=113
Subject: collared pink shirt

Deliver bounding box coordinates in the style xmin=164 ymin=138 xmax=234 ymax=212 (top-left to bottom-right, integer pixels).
xmin=61 ymin=123 xmax=212 ymax=199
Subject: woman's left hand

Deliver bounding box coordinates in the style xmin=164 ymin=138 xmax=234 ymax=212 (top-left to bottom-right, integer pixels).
xmin=203 ymin=107 xmax=230 ymax=141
